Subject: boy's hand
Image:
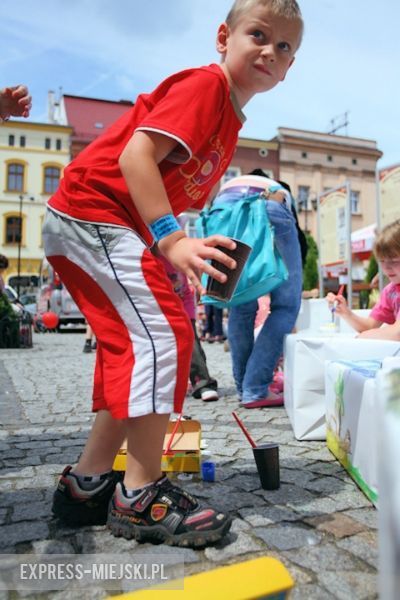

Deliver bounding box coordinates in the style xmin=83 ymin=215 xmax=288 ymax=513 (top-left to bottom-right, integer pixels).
xmin=158 ymin=234 xmax=237 ymax=295
xmin=326 ymin=292 xmax=349 ymax=316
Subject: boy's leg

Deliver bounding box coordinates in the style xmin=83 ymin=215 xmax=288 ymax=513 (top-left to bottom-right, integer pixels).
xmin=124 ymin=413 xmax=169 ymax=489
xmin=74 ymin=409 xmax=126 ymax=475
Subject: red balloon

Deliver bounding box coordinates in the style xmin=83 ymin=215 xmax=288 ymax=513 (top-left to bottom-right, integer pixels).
xmin=42 ymin=311 xmax=59 ymax=329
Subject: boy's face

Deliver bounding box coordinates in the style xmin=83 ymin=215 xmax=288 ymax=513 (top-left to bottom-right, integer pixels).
xmin=217 ymin=5 xmax=301 ymax=107
xmin=378 ymin=258 xmax=400 ymax=284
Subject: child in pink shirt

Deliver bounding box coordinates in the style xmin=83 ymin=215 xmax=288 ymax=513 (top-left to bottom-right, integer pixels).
xmin=327 ymin=219 xmax=400 ymax=340
xmin=159 ymin=256 xmax=219 ymax=401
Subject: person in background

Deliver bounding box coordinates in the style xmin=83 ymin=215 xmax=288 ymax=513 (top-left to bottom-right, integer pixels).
xmin=215 ymin=171 xmax=303 ymax=408
xmin=0 ymin=85 xmax=31 ymax=122
xmin=204 ymin=304 xmax=225 ymax=343
xmin=0 ymin=254 xmax=8 ymax=295
xmin=327 ymin=219 xmax=400 ymax=340
xmin=83 ymin=322 xmax=97 ymax=353
xmin=159 ymin=256 xmax=219 ymax=402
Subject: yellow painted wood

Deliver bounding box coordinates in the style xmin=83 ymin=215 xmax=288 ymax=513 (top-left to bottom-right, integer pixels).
xmin=108 ymin=557 xmax=294 ymax=600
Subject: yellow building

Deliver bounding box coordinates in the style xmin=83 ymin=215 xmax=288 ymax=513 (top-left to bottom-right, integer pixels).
xmin=276 ymin=127 xmax=383 ymax=237
xmin=0 ymin=120 xmax=72 ymax=289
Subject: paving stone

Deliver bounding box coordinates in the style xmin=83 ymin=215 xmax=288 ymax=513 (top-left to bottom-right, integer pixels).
xmin=204 ymin=530 xmax=261 ymax=562
xmin=253 ymin=524 xmax=322 ymax=551
xmin=290 ymin=584 xmax=336 ymax=600
xmin=337 ymin=531 xmax=379 ymax=569
xmin=0 ymin=521 xmax=49 ymax=549
xmin=317 ymin=571 xmax=378 ymax=599
xmin=304 ymin=476 xmax=352 ymax=495
xmin=288 ymin=495 xmax=366 ymax=517
xmin=345 ymin=508 xmax=378 ymax=530
xmin=283 ymin=543 xmax=361 ymax=572
xmin=32 ymin=539 xmax=76 ymax=554
xmin=305 ymin=512 xmax=367 ymax=538
xmin=12 ymin=501 xmax=51 ymax=522
xmin=255 ymin=483 xmax=318 ymax=506
xmin=239 ymin=505 xmax=301 ymax=527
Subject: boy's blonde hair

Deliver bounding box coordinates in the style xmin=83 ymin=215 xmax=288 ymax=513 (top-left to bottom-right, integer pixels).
xmin=374 ymin=219 xmax=400 ymax=260
xmin=226 ymin=0 xmax=304 ymax=44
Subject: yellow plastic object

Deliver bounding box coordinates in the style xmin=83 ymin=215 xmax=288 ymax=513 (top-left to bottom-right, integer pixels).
xmin=113 ymin=420 xmax=201 ymax=473
xmin=108 ymin=557 xmax=294 ymax=600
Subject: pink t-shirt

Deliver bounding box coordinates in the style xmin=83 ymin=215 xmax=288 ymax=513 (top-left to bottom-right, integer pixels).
xmin=370 ymin=282 xmax=400 ymax=324
xmin=158 ymin=256 xmax=196 ymax=321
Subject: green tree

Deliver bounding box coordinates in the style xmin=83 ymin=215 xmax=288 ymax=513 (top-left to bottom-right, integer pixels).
xmin=359 ymin=254 xmax=378 ymax=308
xmin=303 ymin=233 xmax=319 ymax=290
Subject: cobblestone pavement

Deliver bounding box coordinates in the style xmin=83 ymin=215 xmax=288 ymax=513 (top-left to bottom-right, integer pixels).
xmin=0 ymin=333 xmax=378 ymax=599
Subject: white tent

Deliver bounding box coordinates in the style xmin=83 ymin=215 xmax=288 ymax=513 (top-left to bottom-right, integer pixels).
xmin=351 ymin=223 xmax=377 ymax=256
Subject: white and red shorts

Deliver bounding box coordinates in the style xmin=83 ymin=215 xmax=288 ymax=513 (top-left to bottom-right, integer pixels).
xmin=42 ymin=208 xmax=193 ymax=419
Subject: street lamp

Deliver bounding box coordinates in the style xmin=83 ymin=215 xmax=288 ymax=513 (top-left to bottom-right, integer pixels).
xmin=17 ymin=194 xmax=35 ymax=299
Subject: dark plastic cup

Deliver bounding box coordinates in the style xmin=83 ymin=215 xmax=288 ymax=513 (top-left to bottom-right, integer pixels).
xmin=252 ymin=443 xmax=280 ymax=490
xmin=201 ymin=461 xmax=215 ymax=482
xmin=206 ymin=238 xmax=252 ymax=302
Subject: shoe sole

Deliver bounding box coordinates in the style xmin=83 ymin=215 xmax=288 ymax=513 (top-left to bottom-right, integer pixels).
xmin=201 ymin=391 xmax=219 ymax=402
xmin=243 ymin=398 xmax=284 ymax=408
xmin=52 ymin=497 xmax=108 ymax=526
xmin=107 ymin=511 xmax=232 ymax=548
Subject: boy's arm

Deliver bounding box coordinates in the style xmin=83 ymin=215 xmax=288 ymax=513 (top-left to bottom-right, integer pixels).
xmin=326 ymin=292 xmax=380 ymax=333
xmin=119 ymin=130 xmax=236 ymax=294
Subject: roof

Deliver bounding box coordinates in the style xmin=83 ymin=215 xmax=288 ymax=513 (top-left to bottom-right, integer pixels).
xmin=63 ymin=95 xmax=134 ymax=143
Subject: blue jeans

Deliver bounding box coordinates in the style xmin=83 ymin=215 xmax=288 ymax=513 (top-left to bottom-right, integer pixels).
xmin=228 ymin=201 xmax=302 ymax=402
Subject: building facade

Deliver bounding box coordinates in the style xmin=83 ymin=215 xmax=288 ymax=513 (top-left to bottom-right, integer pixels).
xmin=276 ymin=127 xmax=383 ymax=238
xmin=0 ymin=92 xmax=386 ymax=291
xmin=0 ymin=120 xmax=72 ymax=287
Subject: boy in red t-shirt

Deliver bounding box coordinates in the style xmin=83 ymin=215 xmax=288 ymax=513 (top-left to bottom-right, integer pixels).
xmin=44 ymin=0 xmax=303 ymax=547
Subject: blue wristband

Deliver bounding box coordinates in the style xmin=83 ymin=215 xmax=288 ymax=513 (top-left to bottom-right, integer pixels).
xmin=149 ymin=214 xmax=181 ymax=242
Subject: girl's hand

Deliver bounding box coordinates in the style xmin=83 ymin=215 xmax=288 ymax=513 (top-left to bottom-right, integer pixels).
xmin=158 ymin=234 xmax=236 ymax=296
xmin=326 ymin=292 xmax=349 ymax=316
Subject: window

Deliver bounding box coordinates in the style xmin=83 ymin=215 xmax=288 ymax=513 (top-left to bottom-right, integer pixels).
xmin=44 ymin=166 xmax=61 ymax=194
xmin=5 ymin=215 xmax=22 ymax=244
xmin=45 ymin=138 xmax=51 ymax=150
xmin=7 ymin=163 xmax=24 ymax=192
xmin=56 ymin=139 xmax=62 ymax=151
xmin=8 ymin=134 xmax=15 ymax=146
xmin=301 ymin=151 xmax=308 ymax=158
xmin=20 ymin=136 xmax=26 ymax=147
xmin=352 ymin=158 xmax=358 ymax=165
xmin=327 ymin=155 xmax=333 ymax=162
xmin=297 ymin=185 xmax=310 ymax=210
xmin=220 ymin=166 xmax=241 ymax=186
xmin=350 ymin=190 xmax=360 ymax=214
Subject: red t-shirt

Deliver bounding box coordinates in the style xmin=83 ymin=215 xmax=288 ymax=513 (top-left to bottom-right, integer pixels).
xmin=49 ymin=64 xmax=244 ymax=245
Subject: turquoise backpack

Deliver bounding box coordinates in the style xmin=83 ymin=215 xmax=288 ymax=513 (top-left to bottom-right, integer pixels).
xmin=195 ymin=193 xmax=288 ymax=308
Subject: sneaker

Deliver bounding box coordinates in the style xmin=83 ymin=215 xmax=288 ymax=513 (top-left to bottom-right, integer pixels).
xmin=92 ymin=340 xmax=97 ymax=350
xmin=83 ymin=339 xmax=92 ymax=353
xmin=200 ymin=389 xmax=219 ymax=402
xmin=52 ymin=465 xmax=123 ymax=526
xmin=242 ymin=392 xmax=284 ymax=409
xmin=107 ymin=477 xmax=231 ymax=548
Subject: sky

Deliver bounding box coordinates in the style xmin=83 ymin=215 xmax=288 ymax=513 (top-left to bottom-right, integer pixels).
xmin=1 ymin=0 xmax=398 ymax=168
